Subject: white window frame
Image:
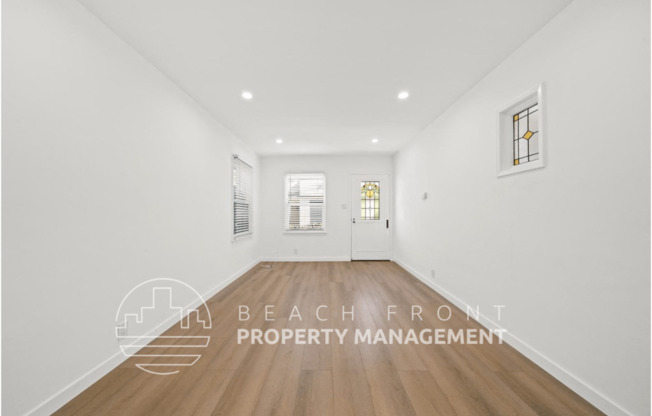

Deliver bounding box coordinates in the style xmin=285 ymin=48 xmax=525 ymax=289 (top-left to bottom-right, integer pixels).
xmin=284 ymin=173 xmax=326 ymax=234
xmin=496 ymin=83 xmax=545 ymax=177
xmin=232 ymin=155 xmax=253 ymax=239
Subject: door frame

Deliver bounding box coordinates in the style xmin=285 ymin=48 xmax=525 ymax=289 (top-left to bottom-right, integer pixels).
xmin=350 ymin=173 xmax=393 ymax=260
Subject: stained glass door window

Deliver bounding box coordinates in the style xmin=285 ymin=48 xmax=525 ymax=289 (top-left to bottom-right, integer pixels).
xmin=361 ymin=181 xmax=380 ymax=220
xmin=513 ymin=103 xmax=539 ymax=165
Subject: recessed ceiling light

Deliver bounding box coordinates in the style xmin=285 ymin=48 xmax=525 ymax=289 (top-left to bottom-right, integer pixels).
xmin=371 ymin=138 xmax=379 ymax=144
xmin=398 ymin=91 xmax=410 ymax=100
xmin=275 ymin=138 xmax=283 ymax=144
xmin=241 ymin=91 xmax=253 ymax=100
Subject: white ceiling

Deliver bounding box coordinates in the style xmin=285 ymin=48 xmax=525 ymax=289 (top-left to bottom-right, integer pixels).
xmin=79 ymin=0 xmax=572 ymax=155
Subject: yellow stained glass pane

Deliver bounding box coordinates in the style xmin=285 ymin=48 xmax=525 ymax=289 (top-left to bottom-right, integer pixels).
xmin=360 ymin=181 xmax=381 ymax=220
xmin=523 ymin=130 xmax=533 ymax=140
xmin=513 ymin=114 xmax=519 ymax=121
xmin=514 ymin=159 xmax=519 ymax=165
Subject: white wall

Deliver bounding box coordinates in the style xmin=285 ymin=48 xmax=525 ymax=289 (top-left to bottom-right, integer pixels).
xmin=259 ymin=155 xmax=393 ymax=260
xmin=393 ymin=0 xmax=650 ymax=415
xmin=2 ymin=0 xmax=260 ymax=414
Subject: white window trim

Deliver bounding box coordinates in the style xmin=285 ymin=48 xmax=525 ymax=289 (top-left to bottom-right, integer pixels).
xmin=496 ymin=83 xmax=545 ymax=177
xmin=284 ymin=172 xmax=327 ymax=233
xmin=232 ymin=155 xmax=253 ymax=240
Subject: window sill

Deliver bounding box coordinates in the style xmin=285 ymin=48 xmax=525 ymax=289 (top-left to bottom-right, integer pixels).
xmin=232 ymin=231 xmax=253 ymax=242
xmin=283 ymin=230 xmax=327 ymax=235
xmin=497 ymin=160 xmax=544 ymax=177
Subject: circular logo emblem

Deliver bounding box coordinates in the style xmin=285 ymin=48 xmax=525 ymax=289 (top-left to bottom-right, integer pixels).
xmin=115 ymin=278 xmax=212 ymax=375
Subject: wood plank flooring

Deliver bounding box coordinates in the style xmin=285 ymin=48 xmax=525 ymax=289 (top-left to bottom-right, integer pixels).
xmin=54 ymin=261 xmax=604 ymax=415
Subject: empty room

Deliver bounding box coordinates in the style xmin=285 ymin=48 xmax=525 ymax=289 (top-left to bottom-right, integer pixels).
xmin=3 ymin=0 xmax=650 ymax=415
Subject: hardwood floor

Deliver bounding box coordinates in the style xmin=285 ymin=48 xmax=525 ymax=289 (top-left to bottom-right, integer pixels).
xmin=55 ymin=261 xmax=604 ymax=415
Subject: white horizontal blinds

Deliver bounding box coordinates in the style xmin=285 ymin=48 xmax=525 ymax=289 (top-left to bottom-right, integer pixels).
xmin=233 ymin=156 xmax=253 ymax=236
xmin=285 ymin=173 xmax=326 ymax=231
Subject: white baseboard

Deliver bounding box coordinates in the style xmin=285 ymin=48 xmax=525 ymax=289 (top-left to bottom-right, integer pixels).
xmin=259 ymin=256 xmax=351 ymax=262
xmin=392 ymin=258 xmax=633 ymax=416
xmin=24 ymin=258 xmax=262 ymax=416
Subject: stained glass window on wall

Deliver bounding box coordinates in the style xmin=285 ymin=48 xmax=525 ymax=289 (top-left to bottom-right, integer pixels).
xmin=513 ymin=103 xmax=539 ymax=165
xmin=361 ymin=182 xmax=380 ymax=220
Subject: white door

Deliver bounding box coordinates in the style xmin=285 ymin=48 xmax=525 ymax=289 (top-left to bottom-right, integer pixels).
xmin=351 ymin=174 xmax=391 ymax=260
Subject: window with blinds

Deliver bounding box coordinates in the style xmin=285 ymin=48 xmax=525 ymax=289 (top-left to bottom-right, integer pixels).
xmin=232 ymin=156 xmax=253 ymax=237
xmin=284 ymin=173 xmax=326 ymax=232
